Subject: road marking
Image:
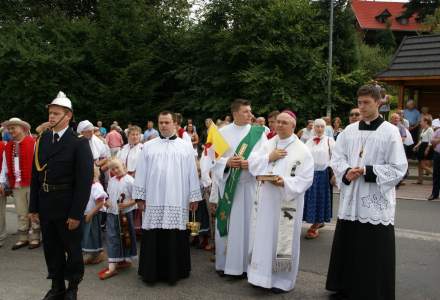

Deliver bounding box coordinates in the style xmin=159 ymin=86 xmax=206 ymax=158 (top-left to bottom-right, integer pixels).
xmin=304 ymin=223 xmax=440 ymax=242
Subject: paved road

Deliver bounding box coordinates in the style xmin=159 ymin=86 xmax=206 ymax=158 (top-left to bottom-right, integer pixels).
xmin=0 ymin=196 xmax=439 ymax=300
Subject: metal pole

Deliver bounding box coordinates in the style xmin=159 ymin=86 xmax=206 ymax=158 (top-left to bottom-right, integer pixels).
xmin=326 ymin=0 xmax=334 ymax=117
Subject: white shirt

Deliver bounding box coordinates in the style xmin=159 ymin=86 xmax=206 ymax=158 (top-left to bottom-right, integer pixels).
xmin=117 ymin=143 xmax=143 ymax=173
xmin=305 ymin=135 xmax=335 ymax=171
xmin=0 ymin=152 xmax=8 ymax=185
xmin=89 ymin=135 xmax=110 ymax=160
xmin=85 ymin=182 xmax=108 ymax=214
xmin=53 ymin=126 xmax=69 ymax=142
xmin=420 ymin=127 xmax=434 ymax=144
xmin=324 ymin=125 xmax=334 ymax=138
xmin=0 ymin=141 xmax=22 ymax=187
xmin=300 ymin=128 xmax=314 ymax=143
xmin=106 ymin=174 xmax=136 ymax=215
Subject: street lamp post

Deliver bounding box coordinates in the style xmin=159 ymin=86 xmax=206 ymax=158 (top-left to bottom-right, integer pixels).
xmin=326 ymin=0 xmax=334 ymax=117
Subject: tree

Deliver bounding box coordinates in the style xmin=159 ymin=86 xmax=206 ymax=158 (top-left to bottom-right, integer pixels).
xmin=374 ymin=22 xmax=397 ymax=53
xmin=403 ymin=0 xmax=440 ymax=21
xmin=0 ymin=0 xmax=97 ymax=24
xmin=422 ymin=7 xmax=440 ymax=32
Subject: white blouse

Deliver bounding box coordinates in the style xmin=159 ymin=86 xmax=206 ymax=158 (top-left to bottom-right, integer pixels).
xmin=117 ymin=143 xmax=143 ymax=173
xmin=84 ymin=182 xmax=108 ymax=214
xmin=420 ymin=127 xmax=434 ymax=144
xmin=305 ymin=135 xmax=335 ymax=171
xmin=106 ymin=174 xmax=136 ymax=215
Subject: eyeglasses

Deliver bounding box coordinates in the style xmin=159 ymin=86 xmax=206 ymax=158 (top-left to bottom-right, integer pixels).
xmin=350 ymin=113 xmax=360 ymax=117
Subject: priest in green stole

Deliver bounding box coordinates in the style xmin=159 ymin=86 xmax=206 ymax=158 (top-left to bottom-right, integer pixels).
xmin=209 ymin=99 xmax=266 ymax=277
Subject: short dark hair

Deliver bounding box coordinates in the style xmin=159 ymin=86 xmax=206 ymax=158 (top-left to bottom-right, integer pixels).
xmin=357 ymin=84 xmax=381 ymax=102
xmin=158 ymin=111 xmax=173 ymax=120
xmin=231 ymin=98 xmax=251 ymax=114
xmin=268 ymin=110 xmax=280 ymax=119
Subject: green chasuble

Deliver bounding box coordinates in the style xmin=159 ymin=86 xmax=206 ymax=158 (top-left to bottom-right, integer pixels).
xmin=216 ymin=125 xmax=265 ymax=237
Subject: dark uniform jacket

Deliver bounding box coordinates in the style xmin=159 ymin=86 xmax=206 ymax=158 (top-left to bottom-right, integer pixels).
xmin=29 ymin=127 xmax=94 ymax=220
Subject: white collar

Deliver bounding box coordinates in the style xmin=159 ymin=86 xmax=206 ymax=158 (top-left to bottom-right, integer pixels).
xmin=232 ymin=122 xmax=250 ymax=129
xmin=277 ymin=134 xmax=296 ymax=144
xmin=53 ymin=126 xmax=69 ymax=139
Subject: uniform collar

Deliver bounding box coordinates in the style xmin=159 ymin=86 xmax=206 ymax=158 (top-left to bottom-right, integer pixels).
xmin=359 ymin=116 xmax=384 ymax=131
xmin=159 ymin=133 xmax=177 ymax=140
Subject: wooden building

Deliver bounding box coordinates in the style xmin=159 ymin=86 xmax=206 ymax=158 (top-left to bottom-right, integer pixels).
xmin=376 ymin=34 xmax=440 ymax=117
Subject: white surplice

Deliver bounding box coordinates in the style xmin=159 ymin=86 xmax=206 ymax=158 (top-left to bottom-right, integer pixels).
xmin=117 ymin=143 xmax=143 ymax=173
xmin=246 ymin=134 xmax=314 ymax=291
xmin=331 ymin=121 xmax=408 ymax=225
xmin=210 ymin=123 xmax=266 ymax=275
xmin=133 ymin=136 xmax=202 ymax=230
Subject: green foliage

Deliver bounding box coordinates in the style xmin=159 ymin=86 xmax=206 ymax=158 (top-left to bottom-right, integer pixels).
xmin=423 ymin=7 xmax=440 ymax=32
xmin=0 ymin=0 xmax=391 ymax=129
xmin=403 ymin=0 xmax=440 ymax=22
xmin=358 ymin=42 xmax=392 ymax=78
xmin=374 ymin=27 xmax=397 ymax=53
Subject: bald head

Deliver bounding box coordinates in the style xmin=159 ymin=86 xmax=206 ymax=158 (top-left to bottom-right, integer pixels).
xmin=276 ymin=112 xmax=296 ymax=139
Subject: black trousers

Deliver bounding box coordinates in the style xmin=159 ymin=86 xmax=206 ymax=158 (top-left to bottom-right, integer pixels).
xmin=41 ymin=218 xmax=84 ymax=282
xmin=138 ymin=229 xmax=191 ymax=284
xmin=326 ymin=219 xmax=395 ymax=300
xmin=432 ymin=152 xmax=440 ymax=197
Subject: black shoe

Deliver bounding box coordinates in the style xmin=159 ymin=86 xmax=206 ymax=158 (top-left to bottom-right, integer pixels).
xmin=329 ymin=292 xmax=348 ymax=300
xmin=271 ymin=288 xmax=288 ymax=294
xmin=42 ymin=288 xmax=65 ymax=300
xmin=64 ymin=281 xmax=79 ymax=300
xmin=216 ymin=270 xmax=225 ymax=277
xmin=42 ymin=280 xmax=65 ymax=300
xmin=428 ymin=195 xmax=438 ymax=201
xmin=64 ymin=288 xmax=77 ymax=300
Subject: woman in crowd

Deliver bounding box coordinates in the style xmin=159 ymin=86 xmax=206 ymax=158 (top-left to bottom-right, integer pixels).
xmin=303 ymin=119 xmax=335 ymax=239
xmin=413 ymin=116 xmax=434 ymax=184
xmin=332 ymin=117 xmax=343 ymax=141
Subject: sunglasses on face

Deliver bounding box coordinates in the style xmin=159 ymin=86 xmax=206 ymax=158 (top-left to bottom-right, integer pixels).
xmin=350 ymin=112 xmax=360 ymax=117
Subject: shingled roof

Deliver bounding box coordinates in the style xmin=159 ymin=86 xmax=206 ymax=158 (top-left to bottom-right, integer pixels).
xmin=376 ymin=34 xmax=440 ymax=80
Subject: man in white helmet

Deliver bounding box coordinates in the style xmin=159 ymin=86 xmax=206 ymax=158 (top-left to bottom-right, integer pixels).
xmin=29 ymin=91 xmax=94 ymax=300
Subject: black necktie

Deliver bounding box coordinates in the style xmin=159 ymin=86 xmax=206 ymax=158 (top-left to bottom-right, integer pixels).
xmin=53 ymin=133 xmax=60 ymax=144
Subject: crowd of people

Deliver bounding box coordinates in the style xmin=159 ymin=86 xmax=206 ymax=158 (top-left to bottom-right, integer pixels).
xmin=0 ymin=83 xmax=436 ymax=300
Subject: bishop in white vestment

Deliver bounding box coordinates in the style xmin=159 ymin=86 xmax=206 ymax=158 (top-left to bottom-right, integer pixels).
xmin=210 ymin=99 xmax=266 ymax=277
xmin=326 ymin=85 xmax=408 ymax=300
xmin=133 ymin=112 xmax=201 ymax=284
xmin=247 ymin=111 xmax=314 ymax=293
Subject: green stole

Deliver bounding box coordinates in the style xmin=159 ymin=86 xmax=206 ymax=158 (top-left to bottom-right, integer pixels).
xmin=216 ymin=125 xmax=265 ymax=237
